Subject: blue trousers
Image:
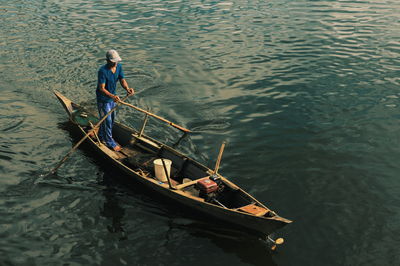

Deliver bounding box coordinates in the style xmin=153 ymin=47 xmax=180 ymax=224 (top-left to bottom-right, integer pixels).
xmin=97 ymin=101 xmax=117 ymax=149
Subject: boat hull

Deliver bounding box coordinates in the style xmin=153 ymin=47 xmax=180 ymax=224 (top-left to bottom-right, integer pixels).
xmin=54 ymin=91 xmax=291 ymax=237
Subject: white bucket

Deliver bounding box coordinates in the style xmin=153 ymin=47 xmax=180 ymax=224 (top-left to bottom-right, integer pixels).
xmin=153 ymin=158 xmax=172 ymax=182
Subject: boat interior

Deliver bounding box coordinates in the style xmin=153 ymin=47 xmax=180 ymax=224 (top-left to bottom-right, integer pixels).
xmin=73 ymin=106 xmax=274 ymax=217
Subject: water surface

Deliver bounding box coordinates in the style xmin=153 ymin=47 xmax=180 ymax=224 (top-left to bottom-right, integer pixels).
xmin=1 ymin=0 xmax=400 ymax=265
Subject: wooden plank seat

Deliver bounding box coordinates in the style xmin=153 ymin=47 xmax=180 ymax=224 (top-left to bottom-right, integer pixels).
xmin=236 ymin=203 xmax=270 ymax=217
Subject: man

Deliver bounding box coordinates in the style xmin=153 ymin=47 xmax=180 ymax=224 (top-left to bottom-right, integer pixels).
xmin=96 ymin=49 xmax=134 ymax=151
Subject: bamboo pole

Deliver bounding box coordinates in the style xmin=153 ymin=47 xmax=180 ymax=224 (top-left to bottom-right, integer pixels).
xmin=214 ymin=141 xmax=226 ymax=175
xmin=119 ymin=100 xmax=191 ymax=133
xmin=138 ymin=113 xmax=149 ymax=137
xmin=89 ymin=121 xmax=101 ymax=143
xmin=161 ymin=158 xmax=176 ymax=190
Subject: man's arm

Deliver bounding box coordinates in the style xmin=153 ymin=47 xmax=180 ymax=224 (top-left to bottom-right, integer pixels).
xmin=120 ymin=78 xmax=134 ymax=96
xmin=99 ymin=83 xmax=120 ymax=102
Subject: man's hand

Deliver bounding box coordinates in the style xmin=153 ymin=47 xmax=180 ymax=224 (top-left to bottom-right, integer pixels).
xmin=113 ymin=95 xmax=121 ymax=102
xmin=126 ymin=88 xmax=134 ymax=96
xmin=120 ymin=79 xmax=134 ymax=96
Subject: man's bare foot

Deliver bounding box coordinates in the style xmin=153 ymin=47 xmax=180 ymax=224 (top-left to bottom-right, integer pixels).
xmin=112 ymin=145 xmax=122 ymax=152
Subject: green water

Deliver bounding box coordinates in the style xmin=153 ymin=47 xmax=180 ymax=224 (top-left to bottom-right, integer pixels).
xmin=1 ymin=0 xmax=400 ymax=265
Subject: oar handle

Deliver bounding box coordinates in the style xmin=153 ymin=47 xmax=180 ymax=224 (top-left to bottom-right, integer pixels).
xmin=119 ymin=100 xmax=191 ymax=133
xmin=49 ymin=94 xmax=130 ymax=174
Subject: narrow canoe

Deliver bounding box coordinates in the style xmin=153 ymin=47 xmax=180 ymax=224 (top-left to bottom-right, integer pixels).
xmin=54 ymin=90 xmax=292 ymax=238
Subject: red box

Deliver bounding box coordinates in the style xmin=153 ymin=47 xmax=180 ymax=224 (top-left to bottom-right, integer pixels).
xmin=197 ymin=179 xmax=218 ymax=193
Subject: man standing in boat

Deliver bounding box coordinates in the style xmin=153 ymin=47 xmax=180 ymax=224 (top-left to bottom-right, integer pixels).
xmin=96 ymin=49 xmax=134 ymax=151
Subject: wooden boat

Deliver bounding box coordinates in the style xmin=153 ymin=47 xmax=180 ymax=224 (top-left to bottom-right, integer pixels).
xmin=53 ymin=90 xmax=292 ymax=241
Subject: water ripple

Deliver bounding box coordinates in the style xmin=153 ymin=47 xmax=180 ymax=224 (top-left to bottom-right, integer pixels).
xmin=1 ymin=0 xmax=400 ymax=265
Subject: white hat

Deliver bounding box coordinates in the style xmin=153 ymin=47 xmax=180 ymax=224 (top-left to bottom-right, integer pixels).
xmin=106 ymin=49 xmax=122 ymax=62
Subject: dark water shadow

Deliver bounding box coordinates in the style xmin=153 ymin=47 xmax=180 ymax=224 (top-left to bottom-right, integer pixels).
xmin=98 ymin=171 xmax=128 ymax=240
xmin=165 ymin=218 xmax=278 ymax=266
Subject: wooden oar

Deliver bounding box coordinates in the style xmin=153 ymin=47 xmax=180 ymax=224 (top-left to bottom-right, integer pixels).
xmin=48 ymin=95 xmax=130 ymax=175
xmin=119 ymin=100 xmax=191 ymax=133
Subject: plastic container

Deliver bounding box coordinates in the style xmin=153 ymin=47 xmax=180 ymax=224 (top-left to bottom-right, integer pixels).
xmin=153 ymin=159 xmax=172 ymax=182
